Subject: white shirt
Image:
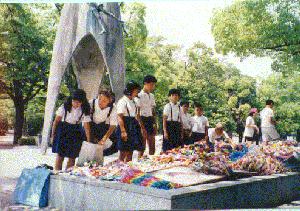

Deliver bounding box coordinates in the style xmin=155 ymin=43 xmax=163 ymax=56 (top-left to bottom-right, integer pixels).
xmin=163 ymin=102 xmax=182 ymax=122
xmin=89 ymin=99 xmax=118 ymax=126
xmin=208 ymin=128 xmax=229 ymax=143
xmin=135 ymin=90 xmax=156 ymax=117
xmin=244 ymin=116 xmax=255 ymax=137
xmin=260 ymin=107 xmax=274 ymax=128
xmin=117 ymin=96 xmax=137 ymax=117
xmin=191 ymin=115 xmax=209 ymax=133
xmin=56 ymin=104 xmax=91 ymax=124
xmin=181 ymin=110 xmax=192 ymax=130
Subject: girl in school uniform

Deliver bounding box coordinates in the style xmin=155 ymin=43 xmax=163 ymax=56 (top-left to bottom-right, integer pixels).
xmin=190 ymin=103 xmax=209 ymax=144
xmin=243 ymin=108 xmax=259 ymax=145
xmin=116 ymin=81 xmax=143 ymax=162
xmin=51 ymin=89 xmax=91 ymax=170
xmin=136 ymin=75 xmax=158 ymax=157
xmin=89 ymin=89 xmax=118 ymax=146
xmin=162 ymin=89 xmax=183 ymax=152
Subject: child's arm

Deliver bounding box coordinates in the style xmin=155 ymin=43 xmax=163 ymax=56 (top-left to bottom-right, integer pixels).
xmin=205 ymin=126 xmax=209 ymax=142
xmin=118 ymin=114 xmax=127 ymax=141
xmin=152 ymin=107 xmax=157 ymax=135
xmin=99 ymin=125 xmax=116 ymax=145
xmin=136 ymin=107 xmax=146 ymax=135
xmin=83 ymin=122 xmax=91 ymax=142
xmin=51 ymin=115 xmax=62 ymax=142
xmin=163 ymin=115 xmax=169 ymax=140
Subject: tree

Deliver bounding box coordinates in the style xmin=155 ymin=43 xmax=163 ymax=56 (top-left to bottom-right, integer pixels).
xmin=122 ymin=3 xmax=155 ymax=83
xmin=211 ymin=0 xmax=300 ymax=73
xmin=0 ymin=4 xmax=59 ymax=143
xmin=257 ymin=72 xmax=300 ymax=135
xmin=177 ymin=42 xmax=257 ymax=134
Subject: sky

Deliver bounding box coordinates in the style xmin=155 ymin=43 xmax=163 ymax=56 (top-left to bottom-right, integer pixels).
xmin=143 ymin=0 xmax=273 ymax=78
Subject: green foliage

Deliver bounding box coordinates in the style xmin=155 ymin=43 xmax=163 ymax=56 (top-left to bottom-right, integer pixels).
xmin=211 ymin=0 xmax=300 ymax=73
xmin=122 ymin=3 xmax=260 ymax=133
xmin=177 ymin=42 xmax=257 ymax=132
xmin=257 ymin=72 xmax=300 ymax=134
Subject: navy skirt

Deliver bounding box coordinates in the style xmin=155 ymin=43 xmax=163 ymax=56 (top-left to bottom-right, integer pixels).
xmin=141 ymin=116 xmax=155 ymax=135
xmin=52 ymin=122 xmax=86 ymax=158
xmin=117 ymin=117 xmax=144 ymax=152
xmin=91 ymin=122 xmax=118 ymax=142
xmin=162 ymin=121 xmax=182 ymax=152
xmin=91 ymin=122 xmax=109 ymax=143
xmin=190 ymin=132 xmax=205 ymax=144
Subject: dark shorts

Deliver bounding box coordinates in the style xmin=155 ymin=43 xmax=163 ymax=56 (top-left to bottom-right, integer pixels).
xmin=52 ymin=122 xmax=85 ymax=158
xmin=141 ymin=116 xmax=155 ymax=135
xmin=162 ymin=121 xmax=182 ymax=152
xmin=117 ymin=117 xmax=144 ymax=152
xmin=190 ymin=132 xmax=205 ymax=144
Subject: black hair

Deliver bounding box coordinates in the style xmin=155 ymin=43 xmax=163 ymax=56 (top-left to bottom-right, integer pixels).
xmin=168 ymin=88 xmax=181 ymax=97
xmin=98 ymin=88 xmax=113 ymax=99
xmin=194 ymin=102 xmax=203 ymax=109
xmin=248 ymin=112 xmax=254 ymax=117
xmin=266 ymin=99 xmax=274 ymax=105
xmin=143 ymin=75 xmax=157 ymax=84
xmin=180 ymin=101 xmax=189 ymax=106
xmin=64 ymin=89 xmax=90 ymax=115
xmin=124 ymin=81 xmax=141 ymax=96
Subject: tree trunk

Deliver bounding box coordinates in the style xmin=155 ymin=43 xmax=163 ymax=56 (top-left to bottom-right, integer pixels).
xmin=12 ymin=80 xmax=25 ymax=145
xmin=13 ymin=100 xmax=25 ymax=144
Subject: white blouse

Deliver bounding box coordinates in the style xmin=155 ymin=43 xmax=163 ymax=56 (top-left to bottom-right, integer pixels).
xmin=163 ymin=102 xmax=182 ymax=122
xmin=191 ymin=115 xmax=209 ymax=133
xmin=89 ymin=99 xmax=118 ymax=126
xmin=56 ymin=104 xmax=91 ymax=124
xmin=135 ymin=89 xmax=156 ymax=117
xmin=117 ymin=96 xmax=138 ymax=117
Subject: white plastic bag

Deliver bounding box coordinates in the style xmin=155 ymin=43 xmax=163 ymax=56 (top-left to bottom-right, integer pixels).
xmin=77 ymin=141 xmax=104 ymax=166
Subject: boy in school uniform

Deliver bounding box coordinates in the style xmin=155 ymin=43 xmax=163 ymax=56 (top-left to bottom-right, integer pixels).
xmin=116 ymin=81 xmax=144 ymax=162
xmin=51 ymin=89 xmax=91 ymax=170
xmin=162 ymin=88 xmax=183 ymax=152
xmin=180 ymin=101 xmax=192 ymax=146
xmin=89 ymin=89 xmax=118 ymax=148
xmin=136 ymin=75 xmax=158 ymax=157
xmin=190 ymin=103 xmax=209 ymax=144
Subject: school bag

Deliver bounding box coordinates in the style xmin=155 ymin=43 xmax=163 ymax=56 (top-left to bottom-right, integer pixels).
xmin=13 ymin=166 xmax=51 ymax=207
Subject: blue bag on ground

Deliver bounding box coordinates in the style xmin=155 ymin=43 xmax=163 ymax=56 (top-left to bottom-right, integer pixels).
xmin=13 ymin=167 xmax=51 ymax=207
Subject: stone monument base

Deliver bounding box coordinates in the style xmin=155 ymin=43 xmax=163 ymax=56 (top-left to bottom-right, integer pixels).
xmin=48 ymin=172 xmax=300 ymax=210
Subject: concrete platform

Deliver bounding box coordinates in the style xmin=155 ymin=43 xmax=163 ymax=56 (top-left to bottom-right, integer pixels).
xmin=49 ymin=172 xmax=300 ymax=210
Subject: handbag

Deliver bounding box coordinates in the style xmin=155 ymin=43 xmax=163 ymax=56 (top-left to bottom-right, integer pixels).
xmin=13 ymin=167 xmax=51 ymax=207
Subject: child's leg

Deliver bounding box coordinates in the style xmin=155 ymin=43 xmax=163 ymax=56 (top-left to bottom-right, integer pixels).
xmin=147 ymin=134 xmax=156 ymax=155
xmin=126 ymin=152 xmax=133 ymax=162
xmin=119 ymin=151 xmax=126 ymax=162
xmin=55 ymin=155 xmax=64 ymax=170
xmin=138 ymin=150 xmax=144 ymax=158
xmin=66 ymin=158 xmax=76 ymax=170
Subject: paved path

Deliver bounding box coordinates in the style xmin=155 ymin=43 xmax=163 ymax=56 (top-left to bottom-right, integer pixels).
xmin=0 ymin=134 xmax=162 ymax=210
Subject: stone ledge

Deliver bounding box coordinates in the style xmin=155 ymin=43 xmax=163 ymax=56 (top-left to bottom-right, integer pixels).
xmin=49 ymin=172 xmax=300 ymax=210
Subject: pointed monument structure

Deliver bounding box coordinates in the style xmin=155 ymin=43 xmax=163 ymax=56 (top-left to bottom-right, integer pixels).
xmin=41 ymin=3 xmax=125 ymax=153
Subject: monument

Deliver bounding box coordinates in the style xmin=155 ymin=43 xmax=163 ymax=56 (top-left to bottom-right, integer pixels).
xmin=41 ymin=3 xmax=125 ymax=153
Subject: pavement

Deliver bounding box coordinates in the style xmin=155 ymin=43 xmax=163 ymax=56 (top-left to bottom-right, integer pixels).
xmin=1 ymin=134 xmax=299 ymax=210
